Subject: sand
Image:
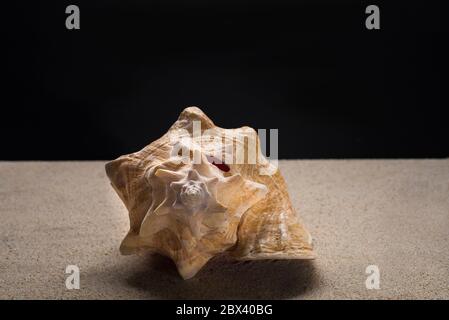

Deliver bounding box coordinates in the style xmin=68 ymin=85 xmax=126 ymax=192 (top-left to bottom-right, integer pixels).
xmin=0 ymin=160 xmax=448 ymax=299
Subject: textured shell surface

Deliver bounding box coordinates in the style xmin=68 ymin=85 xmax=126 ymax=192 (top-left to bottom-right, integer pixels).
xmin=105 ymin=107 xmax=315 ymax=279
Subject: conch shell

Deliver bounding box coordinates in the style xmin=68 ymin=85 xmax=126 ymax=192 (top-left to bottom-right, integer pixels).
xmin=106 ymin=107 xmax=315 ymax=279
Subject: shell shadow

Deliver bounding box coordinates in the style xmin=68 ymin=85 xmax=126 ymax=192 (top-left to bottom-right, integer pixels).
xmin=126 ymin=253 xmax=319 ymax=299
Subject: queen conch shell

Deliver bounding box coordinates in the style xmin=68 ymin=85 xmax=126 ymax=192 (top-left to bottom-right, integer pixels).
xmin=105 ymin=107 xmax=315 ymax=279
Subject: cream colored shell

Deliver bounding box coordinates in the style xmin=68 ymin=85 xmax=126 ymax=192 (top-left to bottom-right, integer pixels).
xmin=106 ymin=107 xmax=315 ymax=279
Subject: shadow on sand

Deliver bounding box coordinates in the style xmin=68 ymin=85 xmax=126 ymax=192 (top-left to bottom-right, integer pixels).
xmin=125 ymin=253 xmax=319 ymax=299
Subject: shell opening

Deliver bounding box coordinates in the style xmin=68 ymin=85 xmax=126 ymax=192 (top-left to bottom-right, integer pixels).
xmin=206 ymin=155 xmax=230 ymax=172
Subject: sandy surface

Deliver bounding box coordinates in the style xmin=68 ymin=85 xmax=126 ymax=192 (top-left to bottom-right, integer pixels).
xmin=0 ymin=160 xmax=448 ymax=299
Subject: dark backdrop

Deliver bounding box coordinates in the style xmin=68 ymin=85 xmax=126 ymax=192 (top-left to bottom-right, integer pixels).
xmin=2 ymin=0 xmax=448 ymax=160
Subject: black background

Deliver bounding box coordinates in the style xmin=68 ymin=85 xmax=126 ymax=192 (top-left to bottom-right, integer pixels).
xmin=2 ymin=0 xmax=448 ymax=160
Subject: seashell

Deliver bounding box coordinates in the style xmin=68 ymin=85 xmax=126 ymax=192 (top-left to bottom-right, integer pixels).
xmin=105 ymin=107 xmax=315 ymax=279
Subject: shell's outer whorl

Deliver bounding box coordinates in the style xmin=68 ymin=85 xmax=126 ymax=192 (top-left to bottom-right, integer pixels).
xmin=105 ymin=106 xmax=315 ymax=279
